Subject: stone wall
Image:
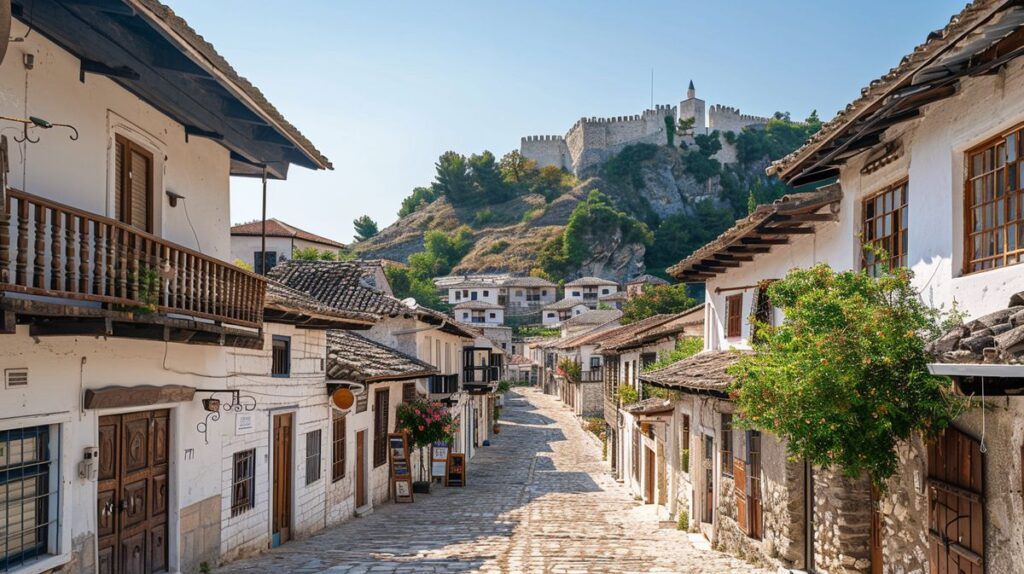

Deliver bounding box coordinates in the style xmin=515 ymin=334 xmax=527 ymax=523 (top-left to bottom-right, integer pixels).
xmin=708 ymin=104 xmax=770 ymax=134
xmin=578 ymin=380 xmax=604 ymax=417
xmin=520 ymin=135 xmax=569 ymax=170
xmin=878 ymin=437 xmax=929 ymax=574
xmin=813 ymin=467 xmax=872 ymax=574
xmin=181 ymin=495 xmax=222 ymax=574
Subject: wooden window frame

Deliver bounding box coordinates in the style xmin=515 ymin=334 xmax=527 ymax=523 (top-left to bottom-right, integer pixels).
xmin=373 ymin=389 xmax=389 ymax=468
xmin=114 ymin=134 xmax=154 ymax=233
xmin=305 ymin=430 xmax=321 ymax=486
xmin=680 ymin=414 xmax=690 ymax=475
xmin=271 ymin=336 xmax=291 ymax=378
xmin=231 ymin=449 xmax=256 ymax=517
xmin=725 ymin=294 xmax=743 ymax=339
xmin=331 ymin=413 xmax=346 ymax=483
xmin=721 ymin=413 xmax=734 ymax=478
xmin=861 ymin=179 xmax=909 ymax=276
xmin=964 ymin=122 xmax=1024 ymax=273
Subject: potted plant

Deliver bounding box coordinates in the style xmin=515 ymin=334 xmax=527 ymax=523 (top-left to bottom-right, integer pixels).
xmin=396 ymin=400 xmax=455 ymax=494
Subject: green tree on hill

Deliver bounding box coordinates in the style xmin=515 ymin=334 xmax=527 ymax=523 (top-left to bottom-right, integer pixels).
xmin=621 ymin=283 xmax=696 ymax=324
xmin=352 ymin=215 xmax=379 ymax=242
xmin=499 ymin=150 xmax=536 ymax=184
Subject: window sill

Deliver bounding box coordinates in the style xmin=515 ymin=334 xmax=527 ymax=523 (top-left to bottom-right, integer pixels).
xmin=6 ymin=553 xmax=70 ymax=574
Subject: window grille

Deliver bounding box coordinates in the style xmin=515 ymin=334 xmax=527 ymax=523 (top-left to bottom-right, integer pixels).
xmin=1 ymin=425 xmax=56 ymax=572
xmin=230 ymin=449 xmax=255 ymax=517
xmin=305 ymin=431 xmax=321 ymax=485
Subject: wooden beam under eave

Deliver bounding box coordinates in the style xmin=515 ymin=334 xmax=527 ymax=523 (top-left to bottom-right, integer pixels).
xmin=741 ymin=237 xmax=789 ymax=245
xmin=726 ymin=245 xmax=771 ymax=254
xmin=693 ymin=264 xmax=728 ymax=273
xmin=758 ymin=226 xmax=816 ymax=235
xmin=772 ymin=213 xmax=835 ymax=223
xmin=701 ymin=259 xmax=740 ymax=268
xmin=714 ymin=253 xmax=754 ymax=262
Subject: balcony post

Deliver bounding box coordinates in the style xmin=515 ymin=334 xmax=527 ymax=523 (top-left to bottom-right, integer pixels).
xmin=0 ymin=135 xmax=7 ymax=284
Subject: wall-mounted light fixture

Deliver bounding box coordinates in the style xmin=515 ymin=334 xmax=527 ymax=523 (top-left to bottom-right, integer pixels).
xmin=166 ymin=190 xmax=184 ymax=208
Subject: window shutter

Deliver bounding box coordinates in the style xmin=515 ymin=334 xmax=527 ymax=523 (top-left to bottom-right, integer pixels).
xmin=114 ymin=139 xmax=125 ymax=222
xmin=734 ymin=456 xmax=748 ymax=535
xmin=129 ymin=148 xmax=151 ymax=231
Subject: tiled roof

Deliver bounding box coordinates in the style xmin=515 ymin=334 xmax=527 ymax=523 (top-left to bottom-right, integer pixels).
xmin=565 ymin=276 xmax=619 ymax=287
xmin=604 ymin=305 xmax=706 ymax=352
xmin=544 ymin=298 xmax=589 ymax=311
xmin=560 ymin=310 xmax=623 ymax=328
xmin=453 ymin=301 xmax=503 ymax=310
xmin=268 ymin=261 xmax=411 ymax=322
xmin=509 ymin=355 xmax=533 ymax=366
xmin=326 ymin=330 xmax=437 ymax=383
xmin=627 ymin=274 xmax=670 ymax=286
xmin=501 ymin=276 xmax=557 ymax=288
xmin=413 ymin=306 xmax=478 ymax=339
xmin=768 ymin=0 xmax=1018 ymax=184
xmin=593 ymin=314 xmax=681 ymax=351
xmin=554 ymin=321 xmax=624 ymax=349
xmin=927 ymin=292 xmax=1024 ymax=364
xmin=640 ymin=350 xmax=754 ymax=393
xmin=624 ymin=398 xmax=674 ymax=415
xmin=668 ymin=186 xmax=842 ymax=281
xmin=137 ymin=0 xmax=331 ymax=170
xmin=600 ymin=291 xmax=628 ymax=302
xmin=264 ymin=280 xmax=371 ymax=327
xmin=231 ymin=218 xmax=345 ymax=249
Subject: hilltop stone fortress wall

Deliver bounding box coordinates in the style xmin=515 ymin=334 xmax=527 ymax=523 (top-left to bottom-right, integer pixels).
xmin=521 ymin=84 xmax=770 ymax=174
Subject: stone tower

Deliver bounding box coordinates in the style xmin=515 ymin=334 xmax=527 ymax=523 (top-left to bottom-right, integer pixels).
xmin=678 ymin=79 xmax=706 ymax=135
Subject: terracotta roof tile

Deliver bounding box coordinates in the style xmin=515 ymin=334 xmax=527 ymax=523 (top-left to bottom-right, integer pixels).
xmin=231 ymin=218 xmax=345 ymax=249
xmin=565 ymin=276 xmax=619 ymax=287
xmin=640 ymin=350 xmax=753 ymax=393
xmin=267 ymin=260 xmax=410 ymax=321
xmin=560 ymin=310 xmax=623 ymax=327
xmin=928 ymin=292 xmax=1024 ymax=364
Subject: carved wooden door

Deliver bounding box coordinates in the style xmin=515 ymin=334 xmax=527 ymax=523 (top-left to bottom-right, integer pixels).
xmin=97 ymin=410 xmax=169 ymax=574
xmin=272 ymin=413 xmax=293 ymax=547
xmin=355 ymin=430 xmax=367 ymax=508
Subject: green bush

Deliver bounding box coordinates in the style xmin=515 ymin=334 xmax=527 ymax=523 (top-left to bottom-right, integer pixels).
xmin=618 ymin=385 xmax=639 ymax=405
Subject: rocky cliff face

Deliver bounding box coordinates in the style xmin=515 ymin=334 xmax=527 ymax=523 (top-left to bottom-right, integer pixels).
xmin=353 ymin=145 xmax=751 ymax=282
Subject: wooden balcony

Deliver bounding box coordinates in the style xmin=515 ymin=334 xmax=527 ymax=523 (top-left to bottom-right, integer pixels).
xmin=0 ymin=189 xmax=265 ymax=339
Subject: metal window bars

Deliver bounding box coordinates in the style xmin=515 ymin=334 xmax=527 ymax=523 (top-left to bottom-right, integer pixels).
xmin=1 ymin=425 xmax=56 ymax=573
xmin=230 ymin=450 xmax=255 ymax=517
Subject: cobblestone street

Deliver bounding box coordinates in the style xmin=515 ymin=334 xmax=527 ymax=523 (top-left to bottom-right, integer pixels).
xmin=217 ymin=388 xmax=769 ymax=573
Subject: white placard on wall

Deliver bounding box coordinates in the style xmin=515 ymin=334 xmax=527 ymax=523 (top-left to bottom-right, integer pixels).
xmin=235 ymin=413 xmax=255 ymax=435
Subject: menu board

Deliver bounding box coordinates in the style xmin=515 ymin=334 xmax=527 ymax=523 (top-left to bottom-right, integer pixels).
xmin=388 ymin=433 xmax=414 ymax=503
xmin=431 ymin=442 xmax=450 ymax=479
xmin=446 ymin=453 xmax=466 ymax=487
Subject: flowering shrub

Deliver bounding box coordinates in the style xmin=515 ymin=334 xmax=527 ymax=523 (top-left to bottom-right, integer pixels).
xmin=729 ymin=263 xmax=961 ymax=486
xmin=395 ymin=400 xmax=455 ymax=449
xmin=556 ymin=358 xmax=581 ymax=382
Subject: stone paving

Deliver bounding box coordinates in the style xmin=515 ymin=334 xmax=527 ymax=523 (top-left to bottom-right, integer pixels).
xmin=216 ymin=387 xmax=769 ymax=573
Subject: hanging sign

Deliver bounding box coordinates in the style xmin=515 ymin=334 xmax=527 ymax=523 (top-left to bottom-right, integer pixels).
xmin=446 ymin=453 xmax=466 ymax=487
xmin=388 ymin=433 xmax=414 ymax=503
xmin=431 ymin=442 xmax=450 ymax=479
xmin=331 ymin=387 xmax=354 ymax=410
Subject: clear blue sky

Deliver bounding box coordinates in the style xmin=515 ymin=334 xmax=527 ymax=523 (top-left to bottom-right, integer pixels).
xmin=172 ymin=0 xmax=965 ymax=244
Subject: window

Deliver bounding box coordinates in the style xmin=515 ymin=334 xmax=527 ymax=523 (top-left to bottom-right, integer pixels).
xmin=332 ymin=413 xmax=346 ymax=482
xmin=725 ymin=295 xmax=743 ymax=339
xmin=231 ymin=449 xmax=255 ymax=516
xmin=483 ymin=290 xmax=489 ymax=297
xmin=272 ymin=336 xmax=291 ymax=377
xmin=373 ymin=389 xmax=390 ymax=467
xmin=516 ymin=290 xmax=523 ymax=296
xmin=1 ymin=425 xmax=57 ymax=570
xmin=253 ymin=251 xmax=278 ymax=274
xmin=862 ymin=180 xmax=909 ymax=276
xmin=471 ymin=292 xmax=478 ymax=301
xmin=601 ymin=288 xmax=610 ymax=295
xmin=721 ymin=414 xmax=734 ymax=478
xmin=305 ymin=430 xmax=321 ymax=485
xmin=542 ymin=290 xmax=548 ymax=296
xmin=572 ymin=291 xmax=580 ymax=297
xmin=640 ymin=353 xmax=657 ymax=369
xmin=751 ymin=281 xmax=776 ymax=345
xmin=114 ymin=135 xmax=153 ymax=233
xmin=462 ymin=312 xmax=470 ymax=320
xmin=454 ymin=291 xmax=462 ymax=301
xmin=590 ymin=356 xmax=601 ymax=369
xmin=965 ymin=125 xmax=1024 ymax=272
xmin=402 ymin=382 xmax=417 ymax=402
xmin=489 ymin=312 xmax=496 ymax=319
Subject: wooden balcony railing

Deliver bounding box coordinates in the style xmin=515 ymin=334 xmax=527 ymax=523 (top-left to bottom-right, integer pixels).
xmin=0 ymin=189 xmax=265 ymax=328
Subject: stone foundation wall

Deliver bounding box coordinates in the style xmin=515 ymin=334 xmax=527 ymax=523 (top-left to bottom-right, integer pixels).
xmin=181 ymin=495 xmax=222 ymax=573
xmin=814 ymin=467 xmax=871 ymax=574
xmin=877 ymin=437 xmax=929 ymax=573
xmin=53 ymin=533 xmax=95 ymax=574
xmin=579 ymin=381 xmax=603 ymax=417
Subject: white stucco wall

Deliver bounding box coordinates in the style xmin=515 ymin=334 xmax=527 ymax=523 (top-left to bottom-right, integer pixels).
xmin=0 ymin=19 xmax=232 ymax=262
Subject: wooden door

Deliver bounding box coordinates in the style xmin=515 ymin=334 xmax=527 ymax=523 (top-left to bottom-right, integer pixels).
xmin=747 ymin=430 xmax=763 ymax=540
xmin=703 ymin=435 xmax=714 ymax=524
xmin=644 ymin=447 xmax=655 ymax=503
xmin=871 ymin=485 xmax=883 ymax=574
xmin=96 ymin=410 xmax=169 ymax=574
xmin=355 ymin=430 xmax=367 ymax=508
xmin=272 ymin=413 xmax=293 ymax=547
xmin=928 ymin=426 xmax=984 ymax=574
xmin=734 ymin=457 xmax=747 ymax=534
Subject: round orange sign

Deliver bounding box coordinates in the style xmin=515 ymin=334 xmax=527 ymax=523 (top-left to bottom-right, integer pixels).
xmin=331 ymin=387 xmax=355 ymax=410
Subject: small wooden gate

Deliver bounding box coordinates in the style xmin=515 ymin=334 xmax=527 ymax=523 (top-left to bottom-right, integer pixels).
xmin=928 ymin=426 xmax=984 ymax=574
xmin=272 ymin=413 xmax=293 ymax=547
xmin=734 ymin=457 xmax=747 ymax=533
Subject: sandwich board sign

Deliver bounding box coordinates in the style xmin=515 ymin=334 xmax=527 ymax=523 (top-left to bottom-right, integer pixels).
xmin=388 ymin=433 xmax=414 ymax=503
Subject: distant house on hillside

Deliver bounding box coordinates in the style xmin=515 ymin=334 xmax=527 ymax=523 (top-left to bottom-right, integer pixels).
xmin=626 ymin=274 xmax=669 ymax=298
xmin=542 ymin=298 xmax=591 ymax=326
xmin=231 ymin=218 xmax=346 ymax=273
xmin=564 ymin=277 xmax=620 ymax=309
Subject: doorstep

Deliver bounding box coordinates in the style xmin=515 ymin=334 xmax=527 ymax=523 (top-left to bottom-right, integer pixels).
xmin=354 ymin=504 xmax=373 ymax=517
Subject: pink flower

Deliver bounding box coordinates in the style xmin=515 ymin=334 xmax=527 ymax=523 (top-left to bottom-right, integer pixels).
xmin=418 ymin=425 xmax=425 ymax=431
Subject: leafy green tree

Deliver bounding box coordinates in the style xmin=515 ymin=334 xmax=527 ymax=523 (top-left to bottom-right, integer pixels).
xmin=644 ymin=200 xmax=736 ymax=273
xmin=292 ymin=246 xmax=339 ymax=261
xmin=562 ymin=190 xmax=652 ymax=265
xmin=407 ymin=226 xmax=474 ymax=279
xmin=352 ymin=215 xmax=379 ymax=242
xmin=398 ymin=186 xmax=439 ymax=218
xmin=384 ymin=265 xmax=447 ymax=311
xmin=663 ymin=115 xmax=676 ymax=147
xmin=530 ymin=165 xmax=572 ymax=202
xmin=676 ymin=117 xmax=696 ymax=140
xmin=468 ymin=150 xmax=513 ymax=204
xmin=621 ymin=284 xmax=696 ymax=324
xmin=433 ymin=151 xmax=475 ymax=204
xmin=729 ymin=264 xmax=959 ymax=486
xmin=736 ymin=111 xmax=823 ymax=164
xmin=499 ymin=150 xmax=537 ymax=184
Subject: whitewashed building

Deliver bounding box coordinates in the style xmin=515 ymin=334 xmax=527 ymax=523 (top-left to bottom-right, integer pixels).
xmin=0 ymin=3 xmax=329 ymax=574
xmin=652 ymin=2 xmax=1024 ymax=571
xmin=230 ymin=219 xmax=345 ymax=274
xmin=564 ymin=277 xmax=619 ymax=309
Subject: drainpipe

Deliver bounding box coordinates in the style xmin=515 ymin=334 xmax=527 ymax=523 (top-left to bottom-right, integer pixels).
xmin=260 ymin=165 xmax=268 ymax=275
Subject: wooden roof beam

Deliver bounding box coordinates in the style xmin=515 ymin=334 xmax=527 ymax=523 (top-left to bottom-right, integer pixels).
xmin=701 ymin=259 xmax=741 ymax=268
xmin=772 ymin=213 xmax=836 ymax=223
xmin=757 ymin=226 xmax=816 ymax=235
xmin=726 ymin=245 xmax=771 ymax=254
xmin=741 ymin=237 xmax=789 ymax=245
xmin=714 ymin=253 xmax=754 ymax=262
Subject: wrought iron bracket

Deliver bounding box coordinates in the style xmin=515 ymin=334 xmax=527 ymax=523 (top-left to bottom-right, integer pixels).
xmin=194 ymin=389 xmax=257 ymax=445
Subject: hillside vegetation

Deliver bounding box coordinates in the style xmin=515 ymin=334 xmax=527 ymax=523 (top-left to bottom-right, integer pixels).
xmin=354 ymin=112 xmax=822 ymax=284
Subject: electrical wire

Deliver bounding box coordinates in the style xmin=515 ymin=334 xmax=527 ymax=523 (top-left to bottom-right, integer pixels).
xmin=179 ymin=197 xmax=202 ymax=252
